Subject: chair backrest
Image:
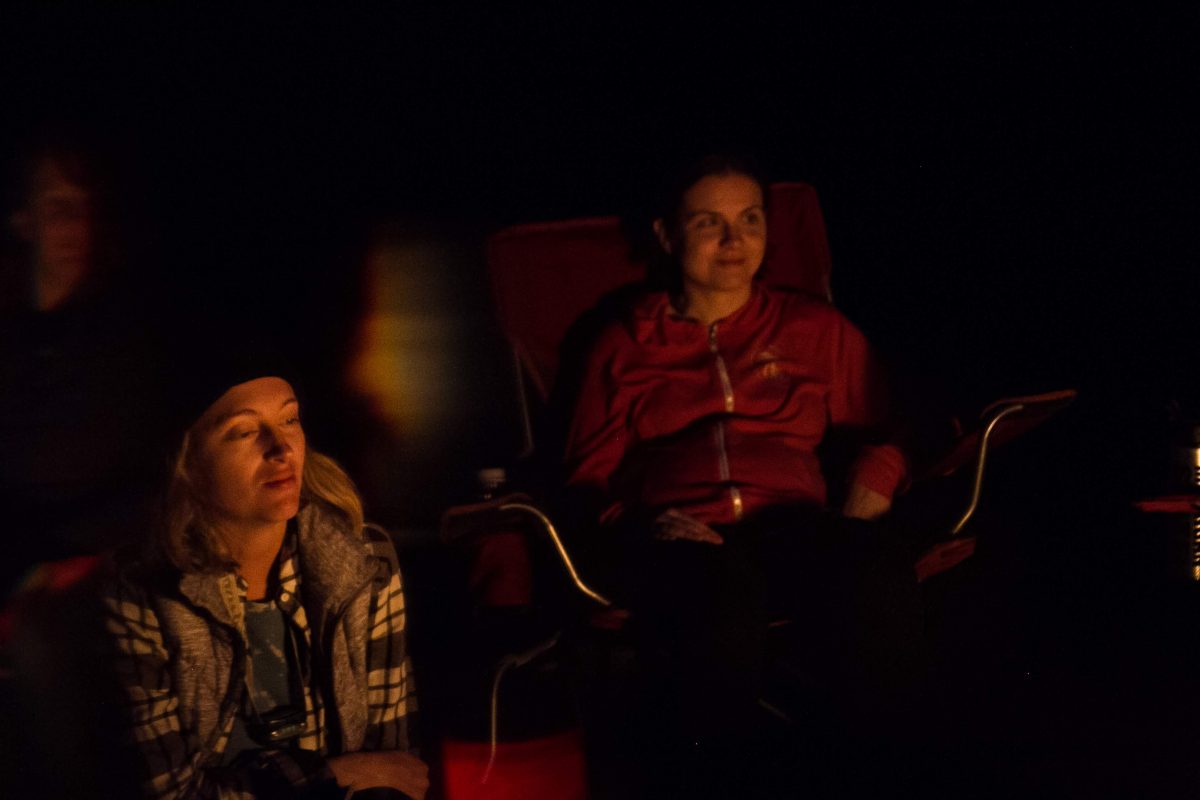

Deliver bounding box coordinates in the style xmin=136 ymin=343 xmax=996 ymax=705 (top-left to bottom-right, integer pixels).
xmin=761 ymin=181 xmax=833 ymax=300
xmin=486 ymin=181 xmax=833 ymax=404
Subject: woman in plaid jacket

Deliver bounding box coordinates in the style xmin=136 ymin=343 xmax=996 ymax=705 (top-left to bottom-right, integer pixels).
xmin=104 ymin=372 xmax=426 ymax=799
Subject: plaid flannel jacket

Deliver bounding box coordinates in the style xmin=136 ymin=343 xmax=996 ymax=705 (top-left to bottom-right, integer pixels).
xmin=104 ymin=502 xmax=417 ymax=799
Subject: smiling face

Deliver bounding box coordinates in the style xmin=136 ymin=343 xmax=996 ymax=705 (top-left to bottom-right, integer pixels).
xmin=659 ymin=171 xmax=767 ymax=300
xmin=192 ymin=377 xmax=306 ymax=535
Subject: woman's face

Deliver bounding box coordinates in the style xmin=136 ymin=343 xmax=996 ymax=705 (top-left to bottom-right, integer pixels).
xmin=193 ymin=377 xmax=306 ymax=532
xmin=661 ymin=171 xmax=766 ymax=298
xmin=13 ymin=158 xmax=96 ymax=310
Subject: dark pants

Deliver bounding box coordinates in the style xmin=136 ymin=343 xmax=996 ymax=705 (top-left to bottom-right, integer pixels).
xmin=615 ymin=506 xmax=927 ymax=746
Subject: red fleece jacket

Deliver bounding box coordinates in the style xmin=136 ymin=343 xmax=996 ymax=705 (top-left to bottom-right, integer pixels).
xmin=564 ymin=285 xmax=907 ymax=527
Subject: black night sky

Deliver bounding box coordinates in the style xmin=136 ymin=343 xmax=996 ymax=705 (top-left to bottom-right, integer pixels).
xmin=3 ymin=6 xmax=1200 ymax=794
xmin=5 ymin=6 xmax=1194 ymax=392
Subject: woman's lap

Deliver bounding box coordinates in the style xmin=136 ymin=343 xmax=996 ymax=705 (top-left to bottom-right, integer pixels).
xmin=618 ymin=506 xmax=926 ymax=739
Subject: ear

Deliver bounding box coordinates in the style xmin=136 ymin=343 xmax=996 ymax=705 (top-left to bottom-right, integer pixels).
xmin=652 ymin=218 xmax=673 ymax=256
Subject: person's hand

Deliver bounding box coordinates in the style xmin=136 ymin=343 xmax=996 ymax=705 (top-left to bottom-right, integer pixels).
xmin=327 ymin=751 xmax=429 ymax=799
xmin=654 ymin=508 xmax=724 ymax=545
xmin=842 ymin=482 xmax=892 ymax=521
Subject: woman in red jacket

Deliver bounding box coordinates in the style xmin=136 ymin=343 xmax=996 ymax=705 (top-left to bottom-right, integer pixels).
xmin=563 ymin=156 xmax=924 ymax=780
xmin=565 ymin=162 xmax=907 ymax=529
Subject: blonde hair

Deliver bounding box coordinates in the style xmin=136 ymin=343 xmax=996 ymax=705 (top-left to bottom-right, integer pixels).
xmin=159 ymin=431 xmax=364 ymax=574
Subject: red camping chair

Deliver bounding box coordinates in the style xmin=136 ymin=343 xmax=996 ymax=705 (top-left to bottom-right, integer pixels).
xmin=480 ymin=181 xmax=1063 ymax=591
xmin=439 ymin=183 xmax=835 ymax=797
xmin=487 ymin=182 xmax=832 ymax=417
xmin=441 ymin=182 xmax=1075 ymax=795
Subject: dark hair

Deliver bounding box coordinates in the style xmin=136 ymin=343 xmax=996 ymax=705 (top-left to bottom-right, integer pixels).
xmin=656 ymin=152 xmax=769 ymax=232
xmin=644 ymin=153 xmax=769 ymax=292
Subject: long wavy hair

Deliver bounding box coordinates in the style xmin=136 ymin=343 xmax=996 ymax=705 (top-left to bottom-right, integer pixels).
xmin=158 ymin=431 xmax=365 ymax=575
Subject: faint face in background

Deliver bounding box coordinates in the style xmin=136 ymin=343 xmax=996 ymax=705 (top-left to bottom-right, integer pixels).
xmin=12 ymin=156 xmax=97 ymax=309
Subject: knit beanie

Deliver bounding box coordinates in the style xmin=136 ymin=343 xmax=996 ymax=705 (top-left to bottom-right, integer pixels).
xmin=164 ymin=330 xmax=302 ymax=451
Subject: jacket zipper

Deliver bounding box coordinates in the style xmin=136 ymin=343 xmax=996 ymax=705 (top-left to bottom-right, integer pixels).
xmin=708 ymin=323 xmax=744 ymax=520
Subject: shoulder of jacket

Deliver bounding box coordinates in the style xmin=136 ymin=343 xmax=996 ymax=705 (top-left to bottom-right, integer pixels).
xmin=100 ymin=559 xmax=177 ymax=647
xmin=590 ymin=317 xmax=631 ymax=350
xmin=604 ymin=291 xmax=666 ymax=340
xmin=581 ymin=305 xmax=646 ymax=366
xmin=361 ymin=523 xmax=402 ymax=581
xmin=628 ymin=289 xmax=670 ymax=319
xmin=104 ymin=547 xmax=171 ymax=604
xmin=763 ymin=286 xmax=847 ymax=327
xmin=764 ymin=285 xmax=830 ymax=312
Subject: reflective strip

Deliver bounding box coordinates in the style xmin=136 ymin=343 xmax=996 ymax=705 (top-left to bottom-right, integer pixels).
xmin=710 ymin=323 xmax=741 ymax=519
xmin=709 ymin=323 xmax=735 ymax=413
xmin=714 ymin=422 xmax=731 ymax=482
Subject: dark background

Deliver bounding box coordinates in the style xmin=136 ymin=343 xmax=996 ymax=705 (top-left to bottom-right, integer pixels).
xmin=3 ymin=5 xmax=1200 ymax=793
xmin=4 ymin=5 xmax=1195 ymax=446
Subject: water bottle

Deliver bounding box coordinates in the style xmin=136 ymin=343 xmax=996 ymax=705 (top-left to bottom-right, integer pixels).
xmin=477 ymin=467 xmax=507 ymax=502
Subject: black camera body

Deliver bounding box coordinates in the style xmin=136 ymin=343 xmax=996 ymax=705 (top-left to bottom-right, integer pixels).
xmin=246 ymin=706 xmax=307 ymax=745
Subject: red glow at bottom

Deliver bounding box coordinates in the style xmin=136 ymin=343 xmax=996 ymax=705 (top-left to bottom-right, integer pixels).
xmin=442 ymin=728 xmax=588 ymax=800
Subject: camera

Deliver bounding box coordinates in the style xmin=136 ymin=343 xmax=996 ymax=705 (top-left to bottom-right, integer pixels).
xmin=246 ymin=706 xmax=308 ymax=745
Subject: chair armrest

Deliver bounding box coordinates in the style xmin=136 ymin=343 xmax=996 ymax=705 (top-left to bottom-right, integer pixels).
xmin=440 ymin=495 xmax=612 ymax=607
xmin=921 ymin=390 xmax=1077 ymax=536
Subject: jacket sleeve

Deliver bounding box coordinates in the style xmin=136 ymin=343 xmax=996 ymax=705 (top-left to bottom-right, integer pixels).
xmin=360 ymin=526 xmax=418 ymax=753
xmin=826 ymin=312 xmax=909 ymax=500
xmin=103 ymin=577 xmax=340 ymax=800
xmin=562 ymin=329 xmax=634 ymax=526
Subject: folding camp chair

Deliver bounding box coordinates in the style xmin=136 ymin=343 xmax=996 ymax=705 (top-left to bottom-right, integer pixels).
xmin=441 ymin=182 xmax=1075 ymax=795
